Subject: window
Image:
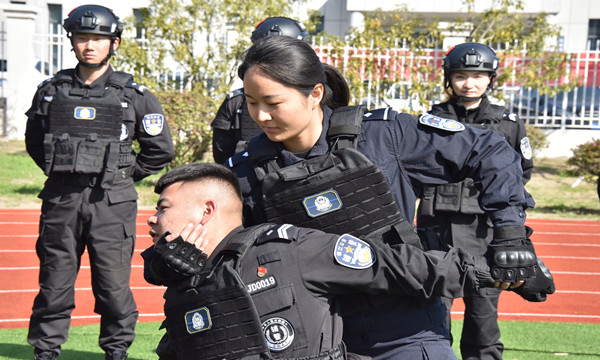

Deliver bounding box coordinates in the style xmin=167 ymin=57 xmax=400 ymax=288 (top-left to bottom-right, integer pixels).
xmin=588 ymin=19 xmax=600 ymax=50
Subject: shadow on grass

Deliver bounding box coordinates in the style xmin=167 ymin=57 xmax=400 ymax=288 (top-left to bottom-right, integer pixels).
xmin=12 ymin=185 xmax=43 ymax=196
xmin=0 ymin=343 xmax=147 ymax=360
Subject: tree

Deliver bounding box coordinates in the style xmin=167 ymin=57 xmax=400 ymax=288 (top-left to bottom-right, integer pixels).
xmin=113 ymin=0 xmax=299 ymax=165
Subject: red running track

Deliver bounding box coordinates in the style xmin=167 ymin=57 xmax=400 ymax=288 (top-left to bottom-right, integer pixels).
xmin=1 ymin=209 xmax=599 ymax=329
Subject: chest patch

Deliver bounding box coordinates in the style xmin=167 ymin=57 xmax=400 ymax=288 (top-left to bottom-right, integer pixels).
xmin=334 ymin=234 xmax=376 ymax=269
xmin=419 ymin=114 xmax=465 ymax=132
xmin=184 ymin=307 xmax=212 ymax=334
xmin=520 ymin=137 xmax=533 ymax=160
xmin=74 ymin=106 xmax=96 ymax=120
xmin=303 ymin=189 xmax=343 ymax=218
xmin=247 ymin=275 xmax=277 ymax=295
xmin=143 ymin=113 xmax=165 ymax=136
xmin=262 ymin=317 xmax=295 ymax=352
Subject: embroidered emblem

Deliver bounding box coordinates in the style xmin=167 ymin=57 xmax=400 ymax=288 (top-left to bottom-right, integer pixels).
xmin=247 ymin=275 xmax=277 ymax=295
xmin=120 ymin=124 xmax=129 ymax=141
xmin=142 ymin=113 xmax=165 ymax=136
xmin=262 ymin=317 xmax=295 ymax=352
xmin=257 ymin=266 xmax=267 ymax=277
xmin=419 ymin=114 xmax=465 ymax=132
xmin=520 ymin=137 xmax=533 ymax=160
xmin=184 ymin=307 xmax=212 ymax=334
xmin=303 ymin=189 xmax=342 ymax=218
xmin=334 ymin=234 xmax=376 ymax=269
xmin=74 ymin=106 xmax=96 ymax=120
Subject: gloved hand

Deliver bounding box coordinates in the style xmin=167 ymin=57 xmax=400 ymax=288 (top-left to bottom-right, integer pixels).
xmin=488 ymin=225 xmax=537 ymax=283
xmin=511 ymin=257 xmax=556 ymax=302
xmin=149 ymin=232 xmax=208 ymax=286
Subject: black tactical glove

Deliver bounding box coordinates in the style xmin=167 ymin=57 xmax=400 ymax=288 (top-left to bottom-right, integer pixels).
xmin=511 ymin=257 xmax=556 ymax=302
xmin=149 ymin=233 xmax=208 ymax=286
xmin=488 ymin=225 xmax=537 ymax=283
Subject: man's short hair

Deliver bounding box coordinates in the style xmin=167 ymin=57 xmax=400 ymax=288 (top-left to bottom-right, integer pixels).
xmin=154 ymin=163 xmax=242 ymax=199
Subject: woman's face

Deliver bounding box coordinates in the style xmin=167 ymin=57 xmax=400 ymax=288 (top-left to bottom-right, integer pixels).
xmin=450 ymin=70 xmax=491 ymax=105
xmin=243 ymin=66 xmax=324 ymax=153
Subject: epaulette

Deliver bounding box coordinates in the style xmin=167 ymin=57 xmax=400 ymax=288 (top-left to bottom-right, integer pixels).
xmin=226 ymin=151 xmax=249 ymax=168
xmin=125 ymin=80 xmax=147 ymax=94
xmin=363 ymin=107 xmax=395 ymax=121
xmin=256 ymin=224 xmax=297 ymax=244
xmin=418 ymin=113 xmax=466 ymax=132
xmin=226 ymin=88 xmax=244 ymax=100
xmin=37 ymin=77 xmax=54 ymax=89
xmin=503 ymin=112 xmax=518 ymax=122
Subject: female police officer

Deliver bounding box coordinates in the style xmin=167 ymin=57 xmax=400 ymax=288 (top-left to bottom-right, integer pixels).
xmin=226 ymin=36 xmax=551 ymax=359
xmin=416 ymin=43 xmax=534 ymax=360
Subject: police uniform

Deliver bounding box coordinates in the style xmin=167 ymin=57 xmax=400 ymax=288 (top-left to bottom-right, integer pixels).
xmin=227 ymin=106 xmax=535 ymax=359
xmin=143 ymin=223 xmax=494 ymax=360
xmin=210 ymin=88 xmax=263 ymax=164
xmin=24 ymin=65 xmax=174 ymax=355
xmin=415 ymin=95 xmax=533 ymax=360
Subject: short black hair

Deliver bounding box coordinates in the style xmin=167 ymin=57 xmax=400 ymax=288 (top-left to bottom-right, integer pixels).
xmin=154 ymin=163 xmax=242 ymax=200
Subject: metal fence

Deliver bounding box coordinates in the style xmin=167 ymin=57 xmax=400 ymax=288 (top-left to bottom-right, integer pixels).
xmin=24 ymin=27 xmax=600 ymax=130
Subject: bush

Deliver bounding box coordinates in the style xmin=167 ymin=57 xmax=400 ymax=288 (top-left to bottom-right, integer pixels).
xmin=525 ymin=124 xmax=549 ymax=157
xmin=567 ymin=138 xmax=600 ymax=182
xmin=156 ymin=89 xmax=216 ymax=168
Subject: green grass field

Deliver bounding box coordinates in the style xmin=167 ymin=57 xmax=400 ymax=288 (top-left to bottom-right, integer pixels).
xmin=1 ymin=139 xmax=599 ymax=359
xmin=1 ymin=320 xmax=599 ymax=359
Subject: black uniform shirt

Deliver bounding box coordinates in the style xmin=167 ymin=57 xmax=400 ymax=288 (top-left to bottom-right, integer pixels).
xmin=229 ymin=106 xmax=535 ymax=228
xmin=25 ymin=65 xmax=174 ymax=182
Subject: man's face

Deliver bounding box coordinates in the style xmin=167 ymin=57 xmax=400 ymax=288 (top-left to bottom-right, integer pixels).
xmin=71 ymin=32 xmax=115 ymax=65
xmin=147 ymin=182 xmax=204 ymax=244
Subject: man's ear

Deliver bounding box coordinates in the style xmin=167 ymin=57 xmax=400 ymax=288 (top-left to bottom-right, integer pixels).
xmin=112 ymin=37 xmax=120 ymax=51
xmin=200 ymin=200 xmax=217 ymax=225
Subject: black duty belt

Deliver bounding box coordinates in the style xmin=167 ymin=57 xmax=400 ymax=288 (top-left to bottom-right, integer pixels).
xmin=283 ymin=342 xmax=347 ymax=360
xmin=49 ymin=173 xmax=100 ymax=187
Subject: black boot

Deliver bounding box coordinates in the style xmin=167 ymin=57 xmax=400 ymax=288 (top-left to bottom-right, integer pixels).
xmin=105 ymin=351 xmax=128 ymax=360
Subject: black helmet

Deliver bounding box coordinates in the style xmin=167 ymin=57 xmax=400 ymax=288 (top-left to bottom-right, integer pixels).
xmin=251 ymin=17 xmax=309 ymax=43
xmin=63 ymin=5 xmax=123 ymax=40
xmin=442 ymin=43 xmax=499 ymax=98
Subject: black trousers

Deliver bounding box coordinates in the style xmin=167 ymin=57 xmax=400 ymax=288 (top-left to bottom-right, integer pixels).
xmin=28 ymin=183 xmax=138 ymax=355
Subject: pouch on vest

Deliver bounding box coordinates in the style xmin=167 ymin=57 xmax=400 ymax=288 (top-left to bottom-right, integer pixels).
xmin=164 ymin=265 xmax=270 ymax=360
xmin=74 ymin=135 xmax=108 ymax=174
xmin=433 ymin=182 xmax=462 ymax=212
xmin=419 ymin=186 xmax=436 ymax=217
xmin=50 ymin=134 xmax=76 ymax=173
xmin=459 ymin=178 xmax=485 ymax=214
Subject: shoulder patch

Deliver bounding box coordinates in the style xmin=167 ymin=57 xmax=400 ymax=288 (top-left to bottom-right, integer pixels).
xmin=419 ymin=114 xmax=465 ymax=132
xmin=126 ymin=81 xmax=146 ymax=94
xmin=520 ymin=137 xmax=533 ymax=160
xmin=257 ymin=224 xmax=297 ymax=244
xmin=226 ymin=88 xmax=245 ymax=99
xmin=142 ymin=113 xmax=165 ymax=136
xmin=334 ymin=234 xmax=376 ymax=269
xmin=363 ymin=107 xmax=393 ymax=121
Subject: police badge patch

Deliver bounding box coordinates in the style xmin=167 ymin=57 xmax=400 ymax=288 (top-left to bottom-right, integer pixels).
xmin=142 ymin=113 xmax=165 ymax=136
xmin=184 ymin=307 xmax=212 ymax=334
xmin=520 ymin=137 xmax=533 ymax=160
xmin=303 ymin=189 xmax=342 ymax=218
xmin=262 ymin=317 xmax=295 ymax=352
xmin=74 ymin=106 xmax=96 ymax=120
xmin=334 ymin=234 xmax=376 ymax=269
xmin=419 ymin=114 xmax=465 ymax=132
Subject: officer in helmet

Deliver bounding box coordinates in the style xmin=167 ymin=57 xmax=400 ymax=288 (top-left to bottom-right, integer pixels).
xmin=25 ymin=5 xmax=174 ymax=360
xmin=210 ymin=16 xmax=309 ymax=164
xmin=416 ymin=43 xmax=534 ymax=360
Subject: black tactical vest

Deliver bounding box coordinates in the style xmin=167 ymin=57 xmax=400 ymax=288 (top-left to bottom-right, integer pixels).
xmin=247 ymin=106 xmax=421 ymax=248
xmin=42 ymin=70 xmax=135 ymax=186
xmin=163 ymin=224 xmax=347 ymax=360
